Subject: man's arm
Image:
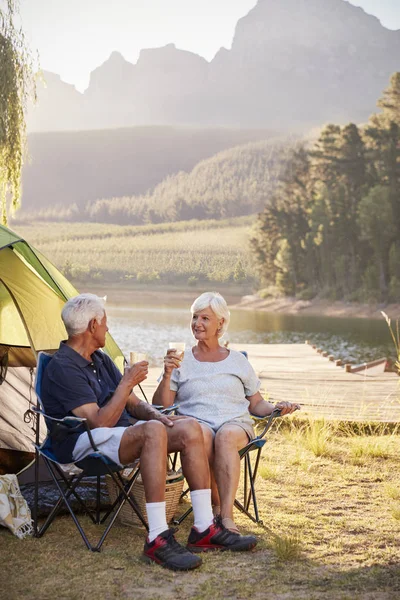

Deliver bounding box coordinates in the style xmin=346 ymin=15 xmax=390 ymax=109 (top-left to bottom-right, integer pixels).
xmin=248 ymin=392 xmax=300 ymax=417
xmin=72 ymin=362 xmax=148 ymax=429
xmin=127 ymin=393 xmax=174 ymax=427
xmin=152 ymin=349 xmax=179 ymax=407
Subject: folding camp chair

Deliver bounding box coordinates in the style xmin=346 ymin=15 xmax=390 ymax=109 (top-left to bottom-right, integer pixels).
xmin=173 ymin=408 xmax=282 ymax=526
xmin=33 ymin=352 xmax=147 ymax=552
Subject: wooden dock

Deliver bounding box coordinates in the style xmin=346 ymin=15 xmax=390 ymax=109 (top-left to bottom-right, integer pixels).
xmin=142 ymin=343 xmax=400 ymax=423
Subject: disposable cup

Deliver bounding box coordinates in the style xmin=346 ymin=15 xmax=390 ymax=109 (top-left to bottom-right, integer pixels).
xmin=168 ymin=342 xmax=185 ymax=360
xmin=129 ymin=351 xmax=148 ymax=365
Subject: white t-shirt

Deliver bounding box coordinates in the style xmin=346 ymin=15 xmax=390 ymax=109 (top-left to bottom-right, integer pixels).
xmin=170 ymin=348 xmax=261 ymax=430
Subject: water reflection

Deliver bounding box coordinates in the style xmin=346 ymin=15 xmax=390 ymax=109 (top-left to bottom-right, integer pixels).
xmin=106 ymin=304 xmax=394 ymax=366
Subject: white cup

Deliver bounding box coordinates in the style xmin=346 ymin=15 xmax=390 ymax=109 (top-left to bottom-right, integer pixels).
xmin=129 ymin=351 xmax=148 ymax=365
xmin=168 ymin=342 xmax=185 ymax=360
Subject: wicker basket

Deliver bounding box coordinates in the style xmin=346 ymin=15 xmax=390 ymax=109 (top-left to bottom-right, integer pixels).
xmin=106 ymin=468 xmax=184 ymax=528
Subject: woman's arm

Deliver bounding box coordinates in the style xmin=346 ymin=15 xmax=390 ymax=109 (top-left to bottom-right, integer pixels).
xmin=152 ymin=349 xmax=179 ymax=407
xmin=152 ymin=375 xmax=177 ymax=407
xmin=248 ymin=392 xmax=300 ymax=417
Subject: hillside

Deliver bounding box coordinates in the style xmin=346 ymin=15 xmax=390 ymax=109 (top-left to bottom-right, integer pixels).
xmin=85 ymin=138 xmax=293 ymax=224
xmin=19 ymin=126 xmax=274 ymax=214
xmin=26 ymin=0 xmax=400 ymax=132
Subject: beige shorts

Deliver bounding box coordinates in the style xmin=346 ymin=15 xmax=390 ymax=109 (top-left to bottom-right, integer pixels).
xmin=200 ymin=418 xmax=255 ymax=442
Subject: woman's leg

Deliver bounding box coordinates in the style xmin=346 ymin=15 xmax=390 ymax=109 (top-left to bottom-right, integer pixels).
xmin=213 ymin=423 xmax=248 ymax=522
xmin=199 ymin=423 xmax=220 ymax=509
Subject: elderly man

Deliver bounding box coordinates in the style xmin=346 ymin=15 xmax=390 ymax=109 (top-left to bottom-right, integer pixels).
xmin=41 ymin=294 xmax=256 ymax=571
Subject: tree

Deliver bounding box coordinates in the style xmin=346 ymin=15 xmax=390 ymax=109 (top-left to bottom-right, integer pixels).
xmin=0 ymin=0 xmax=36 ymax=224
xmin=358 ymin=185 xmax=395 ymax=300
xmin=377 ymin=72 xmax=400 ymax=126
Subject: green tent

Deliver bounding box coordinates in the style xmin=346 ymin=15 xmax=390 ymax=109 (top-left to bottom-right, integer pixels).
xmin=0 ymin=224 xmax=125 ymax=474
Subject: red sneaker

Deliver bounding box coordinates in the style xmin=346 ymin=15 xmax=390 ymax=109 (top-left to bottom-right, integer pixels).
xmin=143 ymin=528 xmax=202 ymax=571
xmin=187 ymin=517 xmax=257 ymax=552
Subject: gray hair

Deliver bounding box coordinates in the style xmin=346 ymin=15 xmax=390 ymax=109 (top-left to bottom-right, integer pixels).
xmin=190 ymin=292 xmax=230 ymax=338
xmin=62 ymin=293 xmax=106 ymax=336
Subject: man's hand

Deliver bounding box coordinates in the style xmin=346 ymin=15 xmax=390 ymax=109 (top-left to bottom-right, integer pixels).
xmin=151 ymin=413 xmax=189 ymax=428
xmin=123 ymin=361 xmax=148 ymax=388
xmin=163 ymin=349 xmax=182 ymax=377
xmin=275 ymin=401 xmax=300 ymax=415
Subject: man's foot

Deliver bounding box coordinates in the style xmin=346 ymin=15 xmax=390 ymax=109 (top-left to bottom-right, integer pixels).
xmin=144 ymin=528 xmax=202 ymax=571
xmin=187 ymin=517 xmax=257 ymax=552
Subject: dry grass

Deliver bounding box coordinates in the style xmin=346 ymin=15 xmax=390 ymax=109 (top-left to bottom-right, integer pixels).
xmin=1 ymin=423 xmax=400 ymax=599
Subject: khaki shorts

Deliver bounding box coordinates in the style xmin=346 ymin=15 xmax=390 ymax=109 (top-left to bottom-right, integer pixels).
xmin=199 ymin=418 xmax=254 ymax=442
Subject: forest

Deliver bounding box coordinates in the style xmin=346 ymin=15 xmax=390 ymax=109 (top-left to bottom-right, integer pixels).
xmin=250 ymin=73 xmax=400 ymax=303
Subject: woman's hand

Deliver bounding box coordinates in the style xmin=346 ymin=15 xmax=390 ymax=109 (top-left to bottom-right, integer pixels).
xmin=163 ymin=348 xmax=182 ymax=377
xmin=274 ymin=401 xmax=300 ymax=415
xmin=123 ymin=360 xmax=148 ymax=387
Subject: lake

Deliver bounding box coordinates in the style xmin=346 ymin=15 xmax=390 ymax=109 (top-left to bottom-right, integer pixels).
xmin=106 ymin=302 xmax=395 ymax=367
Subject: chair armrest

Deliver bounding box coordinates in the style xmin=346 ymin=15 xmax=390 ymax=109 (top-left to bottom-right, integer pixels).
xmin=250 ymin=407 xmax=282 ymax=439
xmin=32 ymin=407 xmax=86 ymax=425
xmin=153 ymin=403 xmax=180 ymax=415
xmin=33 ymin=409 xmax=99 ymax=453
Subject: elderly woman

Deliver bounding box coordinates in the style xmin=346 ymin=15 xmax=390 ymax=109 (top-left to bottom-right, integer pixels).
xmin=153 ymin=291 xmax=299 ymax=534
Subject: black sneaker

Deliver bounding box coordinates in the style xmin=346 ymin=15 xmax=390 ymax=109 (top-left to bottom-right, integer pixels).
xmin=187 ymin=517 xmax=257 ymax=552
xmin=143 ymin=528 xmax=202 ymax=571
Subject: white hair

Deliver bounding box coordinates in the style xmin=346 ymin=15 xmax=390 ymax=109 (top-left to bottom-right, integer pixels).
xmin=190 ymin=291 xmax=230 ymax=338
xmin=62 ymin=293 xmax=106 ymax=337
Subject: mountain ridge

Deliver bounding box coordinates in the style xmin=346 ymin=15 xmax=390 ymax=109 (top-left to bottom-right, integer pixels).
xmin=26 ymin=0 xmax=400 ymax=132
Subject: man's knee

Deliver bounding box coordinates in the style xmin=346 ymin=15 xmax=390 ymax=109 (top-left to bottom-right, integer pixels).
xmin=126 ymin=420 xmax=167 ymax=447
xmin=175 ymin=417 xmax=204 ymax=448
xmin=143 ymin=420 xmax=168 ymax=443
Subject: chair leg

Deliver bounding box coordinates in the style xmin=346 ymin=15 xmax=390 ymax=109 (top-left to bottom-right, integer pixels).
xmin=173 ymin=505 xmax=193 ymax=525
xmin=37 ymin=460 xmax=94 ymax=550
xmin=234 ymin=449 xmax=263 ymax=525
xmin=33 ymin=449 xmax=40 ymax=537
xmin=94 ymin=470 xmax=147 ymax=551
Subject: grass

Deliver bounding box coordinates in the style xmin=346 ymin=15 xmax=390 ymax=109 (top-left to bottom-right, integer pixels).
xmin=12 ymin=217 xmax=258 ymax=287
xmin=302 ymin=419 xmax=333 ymax=457
xmin=272 ymin=533 xmax=302 ymax=562
xmin=1 ymin=419 xmax=400 ymax=599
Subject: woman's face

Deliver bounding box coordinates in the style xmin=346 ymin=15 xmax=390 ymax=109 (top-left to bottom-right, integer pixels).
xmin=191 ymin=306 xmax=223 ymax=341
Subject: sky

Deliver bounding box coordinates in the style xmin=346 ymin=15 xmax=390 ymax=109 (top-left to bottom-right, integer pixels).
xmin=17 ymin=0 xmax=400 ymax=92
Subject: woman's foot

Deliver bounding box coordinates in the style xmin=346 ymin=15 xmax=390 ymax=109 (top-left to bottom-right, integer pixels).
xmin=212 ymin=505 xmax=221 ymax=517
xmin=221 ymin=517 xmax=240 ymax=534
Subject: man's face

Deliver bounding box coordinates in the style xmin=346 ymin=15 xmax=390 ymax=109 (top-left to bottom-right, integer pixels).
xmin=92 ymin=312 xmax=109 ymax=348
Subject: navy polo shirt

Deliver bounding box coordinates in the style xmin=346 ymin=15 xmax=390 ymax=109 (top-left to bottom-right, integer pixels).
xmin=41 ymin=342 xmax=130 ymax=463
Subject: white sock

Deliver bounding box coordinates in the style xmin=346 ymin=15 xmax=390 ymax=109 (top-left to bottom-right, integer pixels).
xmin=146 ymin=501 xmax=168 ymax=542
xmin=190 ymin=489 xmax=214 ymax=532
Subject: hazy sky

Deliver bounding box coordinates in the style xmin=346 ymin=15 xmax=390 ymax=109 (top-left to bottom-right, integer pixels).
xmin=19 ymin=0 xmax=400 ymax=92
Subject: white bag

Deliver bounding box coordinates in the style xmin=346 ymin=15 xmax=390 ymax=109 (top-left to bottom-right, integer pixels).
xmin=0 ymin=474 xmax=33 ymax=539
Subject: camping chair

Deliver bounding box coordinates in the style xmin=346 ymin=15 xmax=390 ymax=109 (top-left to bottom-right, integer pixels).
xmin=173 ymin=408 xmax=282 ymax=526
xmin=33 ymin=352 xmax=147 ymax=552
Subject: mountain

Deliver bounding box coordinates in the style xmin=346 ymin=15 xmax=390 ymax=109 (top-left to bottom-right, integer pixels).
xmin=26 ymin=0 xmax=400 ymax=133
xmin=19 ymin=126 xmax=275 ymax=214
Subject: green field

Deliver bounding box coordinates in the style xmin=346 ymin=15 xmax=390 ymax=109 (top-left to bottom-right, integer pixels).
xmin=14 ymin=217 xmax=258 ymax=288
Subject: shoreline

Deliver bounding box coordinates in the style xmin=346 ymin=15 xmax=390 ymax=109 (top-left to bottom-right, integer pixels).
xmin=83 ymin=283 xmax=400 ymax=320
xmin=230 ymin=295 xmax=400 ymax=320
